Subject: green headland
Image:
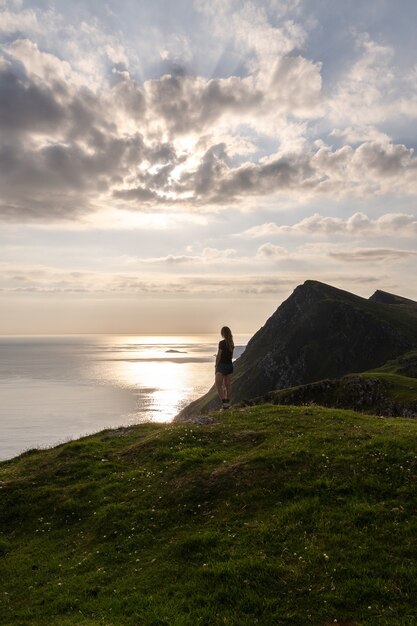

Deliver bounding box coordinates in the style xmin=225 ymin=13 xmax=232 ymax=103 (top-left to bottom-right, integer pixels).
xmin=1 ymin=404 xmax=417 ymax=625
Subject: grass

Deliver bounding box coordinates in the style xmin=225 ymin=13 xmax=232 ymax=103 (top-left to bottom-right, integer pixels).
xmin=267 ymin=353 xmax=417 ymax=417
xmin=1 ymin=405 xmax=417 ymax=625
xmin=370 ymin=350 xmax=417 ymax=380
xmin=364 ymin=351 xmax=417 ymax=404
xmin=363 ymin=372 xmax=417 ymax=403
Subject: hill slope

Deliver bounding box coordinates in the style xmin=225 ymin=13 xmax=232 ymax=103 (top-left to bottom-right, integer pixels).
xmin=1 ymin=407 xmax=417 ymax=625
xmin=179 ymin=281 xmax=417 ymax=418
xmin=261 ymin=350 xmax=417 ymax=418
xmin=369 ymin=289 xmax=417 ymax=308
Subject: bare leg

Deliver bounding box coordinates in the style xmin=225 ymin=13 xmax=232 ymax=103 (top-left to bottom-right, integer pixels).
xmin=215 ymin=372 xmax=226 ymax=400
xmin=224 ymin=375 xmax=232 ymax=402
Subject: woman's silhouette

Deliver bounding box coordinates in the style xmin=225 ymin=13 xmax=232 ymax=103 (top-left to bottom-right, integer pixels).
xmin=215 ymin=326 xmax=234 ymax=409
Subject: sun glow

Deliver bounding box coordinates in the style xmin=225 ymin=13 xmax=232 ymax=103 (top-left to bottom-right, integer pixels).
xmin=89 ymin=335 xmax=216 ymax=422
xmin=78 ymin=207 xmax=208 ymax=231
xmin=82 ymin=209 xmax=178 ymax=230
xmin=121 ymin=360 xmax=192 ymax=421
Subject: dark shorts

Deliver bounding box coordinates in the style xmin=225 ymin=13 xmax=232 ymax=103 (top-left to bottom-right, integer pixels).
xmin=216 ymin=363 xmax=234 ymax=375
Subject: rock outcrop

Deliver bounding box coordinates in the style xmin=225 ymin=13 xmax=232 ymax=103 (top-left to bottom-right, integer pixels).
xmin=264 ymin=375 xmax=417 ymax=418
xmin=178 ymin=281 xmax=417 ymax=419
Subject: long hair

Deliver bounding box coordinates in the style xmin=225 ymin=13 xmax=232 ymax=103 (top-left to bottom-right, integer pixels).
xmin=221 ymin=326 xmax=234 ymax=352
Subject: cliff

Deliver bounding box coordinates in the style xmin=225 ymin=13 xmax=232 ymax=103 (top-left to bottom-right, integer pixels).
xmin=178 ymin=280 xmax=417 ymax=419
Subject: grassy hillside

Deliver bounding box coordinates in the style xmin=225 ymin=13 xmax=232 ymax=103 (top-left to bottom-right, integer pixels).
xmin=371 ymin=350 xmax=417 ymax=379
xmin=267 ymin=350 xmax=417 ymax=417
xmin=2 ymin=406 xmax=417 ymax=625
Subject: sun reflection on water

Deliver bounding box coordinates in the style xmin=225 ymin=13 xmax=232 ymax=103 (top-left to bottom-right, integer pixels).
xmin=120 ymin=359 xmax=198 ymax=422
xmin=88 ymin=335 xmax=221 ymax=423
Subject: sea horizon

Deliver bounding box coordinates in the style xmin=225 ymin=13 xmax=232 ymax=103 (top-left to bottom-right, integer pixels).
xmin=0 ymin=333 xmax=250 ymax=462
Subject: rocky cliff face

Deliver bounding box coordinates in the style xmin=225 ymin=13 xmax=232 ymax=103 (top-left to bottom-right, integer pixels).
xmin=177 ymin=280 xmax=417 ymax=419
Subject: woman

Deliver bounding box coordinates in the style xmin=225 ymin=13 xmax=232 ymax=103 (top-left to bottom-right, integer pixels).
xmin=215 ymin=326 xmax=234 ymax=409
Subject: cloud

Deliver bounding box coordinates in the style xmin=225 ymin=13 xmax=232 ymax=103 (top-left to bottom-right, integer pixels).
xmin=311 ymin=141 xmax=415 ymax=187
xmin=178 ymin=150 xmax=315 ymax=205
xmin=169 ymin=139 xmax=416 ymax=206
xmin=329 ymin=247 xmax=417 ymax=263
xmin=256 ymin=243 xmax=288 ymax=259
xmin=0 ymin=6 xmax=40 ymax=34
xmin=0 ymin=55 xmax=65 ymax=134
xmin=116 ymin=244 xmax=293 ymax=270
xmin=140 ymin=247 xmax=239 ymax=265
xmin=0 ymin=257 xmax=385 ymax=298
xmin=5 ymin=38 xmax=78 ymax=85
xmin=113 ymin=186 xmax=159 ymax=203
xmin=330 ymin=126 xmax=391 ymax=145
xmin=0 ymin=42 xmax=147 ymax=219
xmin=327 ymin=30 xmax=417 ymax=143
xmin=240 ymin=222 xmax=284 ymax=238
xmin=351 ymin=142 xmax=413 ymax=176
xmin=0 ymin=258 xmax=299 ymax=295
xmin=328 ymin=34 xmax=395 ymax=126
xmin=145 ymin=72 xmax=263 ymax=135
xmin=0 ymin=3 xmax=323 ymax=221
xmin=268 ymin=55 xmax=323 ymax=117
xmin=0 ymin=131 xmax=147 ymax=220
xmin=1 ymin=3 xmax=417 ymax=225
xmin=195 ymin=0 xmax=307 ymax=72
xmin=240 ymin=212 xmax=417 ymax=238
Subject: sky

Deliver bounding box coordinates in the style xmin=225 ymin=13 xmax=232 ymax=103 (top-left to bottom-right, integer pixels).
xmin=1 ymin=0 xmax=417 ymax=334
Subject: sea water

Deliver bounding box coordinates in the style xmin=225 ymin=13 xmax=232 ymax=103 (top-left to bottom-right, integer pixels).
xmin=0 ymin=334 xmax=249 ymax=461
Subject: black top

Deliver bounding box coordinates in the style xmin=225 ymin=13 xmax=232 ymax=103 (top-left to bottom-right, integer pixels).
xmin=218 ymin=339 xmax=233 ymax=364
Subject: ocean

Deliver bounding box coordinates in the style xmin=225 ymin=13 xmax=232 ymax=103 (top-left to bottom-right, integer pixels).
xmin=0 ymin=334 xmax=249 ymax=461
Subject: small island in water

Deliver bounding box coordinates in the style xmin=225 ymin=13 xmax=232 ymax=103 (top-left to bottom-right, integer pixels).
xmin=165 ymin=349 xmax=187 ymax=353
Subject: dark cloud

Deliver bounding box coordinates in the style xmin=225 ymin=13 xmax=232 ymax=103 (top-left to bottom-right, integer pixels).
xmin=184 ymin=151 xmax=314 ymax=204
xmin=146 ymin=142 xmax=177 ymax=164
xmin=143 ymin=147 xmax=315 ymax=207
xmin=147 ymin=73 xmax=263 ymax=134
xmin=0 ymin=47 xmax=151 ymax=220
xmin=139 ymin=142 xmax=186 ymax=190
xmin=113 ymin=186 xmax=159 ymax=202
xmin=0 ymin=131 xmax=147 ymax=219
xmin=353 ymin=141 xmax=412 ymax=175
xmin=65 ymin=90 xmax=116 ymax=142
xmin=112 ymin=141 xmax=185 ymax=204
xmin=192 ymin=143 xmax=229 ymax=196
xmin=0 ymin=61 xmax=65 ymax=133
